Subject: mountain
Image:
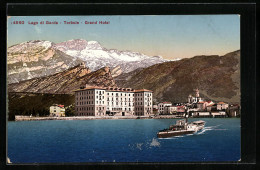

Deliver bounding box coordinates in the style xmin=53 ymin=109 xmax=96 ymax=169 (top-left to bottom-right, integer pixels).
xmin=53 ymin=39 xmax=174 ymax=73
xmin=8 ymin=39 xmax=176 ymax=84
xmin=115 ymin=50 xmax=240 ymax=104
xmin=7 ymin=40 xmax=85 ymax=84
xmin=8 ymin=63 xmax=117 ymax=94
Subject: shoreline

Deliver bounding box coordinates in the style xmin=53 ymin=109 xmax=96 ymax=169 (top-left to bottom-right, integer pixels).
xmin=14 ymin=115 xmax=174 ymax=121
xmin=13 ymin=115 xmax=231 ymax=121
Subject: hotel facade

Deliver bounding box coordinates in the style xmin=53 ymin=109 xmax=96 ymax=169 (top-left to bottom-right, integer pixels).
xmin=74 ymin=85 xmax=153 ymax=116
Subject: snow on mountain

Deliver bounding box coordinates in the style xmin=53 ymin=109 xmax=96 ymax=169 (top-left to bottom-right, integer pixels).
xmin=53 ymin=39 xmax=171 ymax=73
xmin=8 ymin=39 xmax=179 ymax=84
xmin=7 ymin=40 xmax=84 ymax=84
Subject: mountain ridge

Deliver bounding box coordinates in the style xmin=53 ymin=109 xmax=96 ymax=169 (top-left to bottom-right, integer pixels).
xmin=115 ymin=50 xmax=240 ymax=104
xmin=8 ymin=63 xmax=117 ymax=94
xmin=7 ymin=39 xmax=177 ymax=84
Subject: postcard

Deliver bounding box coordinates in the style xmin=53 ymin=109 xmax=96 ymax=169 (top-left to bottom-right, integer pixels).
xmin=7 ymin=15 xmax=241 ymax=163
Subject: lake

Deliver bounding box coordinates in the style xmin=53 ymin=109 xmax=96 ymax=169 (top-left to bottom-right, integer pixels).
xmin=7 ymin=118 xmax=240 ymax=163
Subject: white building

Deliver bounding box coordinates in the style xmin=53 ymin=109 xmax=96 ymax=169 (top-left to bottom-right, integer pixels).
xmin=217 ymin=102 xmax=229 ymax=110
xmin=164 ymin=106 xmax=178 ymax=114
xmin=50 ymin=104 xmax=65 ymax=117
xmin=158 ymin=102 xmax=172 ymax=114
xmin=188 ymin=89 xmax=203 ymax=104
xmin=74 ymin=85 xmax=153 ymax=116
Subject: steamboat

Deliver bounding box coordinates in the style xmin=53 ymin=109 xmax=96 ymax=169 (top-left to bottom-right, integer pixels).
xmin=157 ymin=118 xmax=205 ymax=138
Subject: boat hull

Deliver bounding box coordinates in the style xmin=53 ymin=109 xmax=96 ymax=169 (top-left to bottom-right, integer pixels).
xmin=157 ymin=130 xmax=195 ymax=138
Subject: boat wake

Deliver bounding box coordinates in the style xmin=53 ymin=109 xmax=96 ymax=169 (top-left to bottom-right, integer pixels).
xmin=150 ymin=138 xmax=161 ymax=147
xmin=129 ymin=138 xmax=161 ymax=150
xmin=194 ymin=124 xmax=227 ymax=135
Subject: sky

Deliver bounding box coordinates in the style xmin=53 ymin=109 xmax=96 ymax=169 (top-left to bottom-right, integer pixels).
xmin=7 ymin=15 xmax=240 ymax=59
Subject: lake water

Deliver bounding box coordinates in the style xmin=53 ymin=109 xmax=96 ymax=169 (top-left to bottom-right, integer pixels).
xmin=7 ymin=118 xmax=240 ymax=163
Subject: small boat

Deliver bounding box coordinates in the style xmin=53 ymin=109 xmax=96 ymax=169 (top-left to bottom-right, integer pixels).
xmin=157 ymin=118 xmax=205 ymax=138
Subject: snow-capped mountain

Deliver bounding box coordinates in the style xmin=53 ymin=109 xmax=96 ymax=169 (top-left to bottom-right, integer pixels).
xmin=8 ymin=39 xmax=179 ymax=84
xmin=7 ymin=40 xmax=84 ymax=84
xmin=53 ymin=39 xmax=176 ymax=73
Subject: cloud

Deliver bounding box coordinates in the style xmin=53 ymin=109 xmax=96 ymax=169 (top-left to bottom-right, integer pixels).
xmin=35 ymin=25 xmax=42 ymax=34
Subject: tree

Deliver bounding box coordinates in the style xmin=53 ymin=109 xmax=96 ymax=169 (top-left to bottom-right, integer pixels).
xmin=65 ymin=105 xmax=75 ymax=117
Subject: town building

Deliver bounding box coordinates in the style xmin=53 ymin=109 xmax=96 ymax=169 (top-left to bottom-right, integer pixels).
xmin=188 ymin=89 xmax=203 ymax=104
xmin=217 ymin=102 xmax=229 ymax=110
xmin=227 ymin=104 xmax=240 ymax=117
xmin=197 ymin=101 xmax=215 ymax=111
xmin=50 ymin=104 xmax=65 ymax=117
xmin=158 ymin=102 xmax=172 ymax=114
xmin=206 ymin=103 xmax=217 ymax=112
xmin=74 ymin=85 xmax=153 ymax=116
xmin=163 ymin=106 xmax=177 ymax=114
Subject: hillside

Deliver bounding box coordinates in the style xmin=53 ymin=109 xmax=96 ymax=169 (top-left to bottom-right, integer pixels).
xmin=8 ymin=92 xmax=75 ymax=121
xmin=115 ymin=50 xmax=240 ymax=104
xmin=8 ymin=63 xmax=117 ymax=94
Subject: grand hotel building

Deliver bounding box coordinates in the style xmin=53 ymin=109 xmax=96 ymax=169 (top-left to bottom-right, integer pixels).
xmin=74 ymin=85 xmax=153 ymax=116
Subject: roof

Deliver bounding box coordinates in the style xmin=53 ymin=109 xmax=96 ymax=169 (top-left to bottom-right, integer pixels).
xmin=74 ymin=86 xmax=106 ymax=91
xmin=162 ymin=102 xmax=172 ymax=104
xmin=198 ymin=101 xmax=205 ymax=104
xmin=192 ymin=120 xmax=205 ymax=124
xmin=74 ymin=86 xmax=152 ymax=93
xmin=106 ymin=87 xmax=135 ymax=92
xmin=207 ymin=104 xmax=215 ymax=107
xmin=134 ymin=89 xmax=153 ymax=92
xmin=217 ymin=102 xmax=227 ymax=104
xmin=58 ymin=105 xmax=64 ymax=108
